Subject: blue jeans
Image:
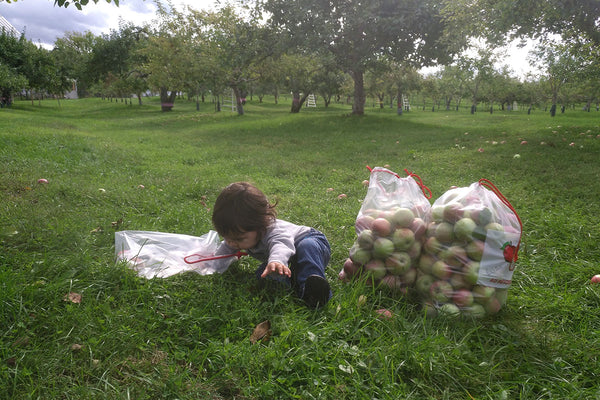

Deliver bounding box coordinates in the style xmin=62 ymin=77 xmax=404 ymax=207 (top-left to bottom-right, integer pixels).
xmin=255 ymin=229 xmax=331 ymax=299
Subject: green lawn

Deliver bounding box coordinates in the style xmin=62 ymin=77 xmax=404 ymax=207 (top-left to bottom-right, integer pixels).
xmin=1 ymin=97 xmax=599 ymax=399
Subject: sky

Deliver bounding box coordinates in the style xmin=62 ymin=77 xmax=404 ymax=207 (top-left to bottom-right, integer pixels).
xmin=1 ymin=0 xmax=539 ymax=78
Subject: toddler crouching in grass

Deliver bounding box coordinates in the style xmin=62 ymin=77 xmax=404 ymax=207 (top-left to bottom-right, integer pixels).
xmin=212 ymin=182 xmax=331 ymax=308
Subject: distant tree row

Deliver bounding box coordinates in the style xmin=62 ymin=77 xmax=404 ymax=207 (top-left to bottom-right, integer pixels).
xmin=1 ymin=0 xmax=599 ymax=116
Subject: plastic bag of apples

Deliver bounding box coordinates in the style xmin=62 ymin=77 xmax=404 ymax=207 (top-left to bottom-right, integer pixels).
xmin=339 ymin=166 xmax=432 ymax=295
xmin=416 ymin=179 xmax=522 ymax=318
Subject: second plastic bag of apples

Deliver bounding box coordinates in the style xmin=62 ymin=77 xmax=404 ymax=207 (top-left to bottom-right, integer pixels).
xmin=339 ymin=167 xmax=433 ymax=295
xmin=418 ymin=179 xmax=522 ymax=318
xmin=340 ymin=167 xmax=522 ymax=318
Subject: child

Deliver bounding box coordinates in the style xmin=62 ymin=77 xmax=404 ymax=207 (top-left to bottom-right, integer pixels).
xmin=212 ymin=182 xmax=331 ymax=308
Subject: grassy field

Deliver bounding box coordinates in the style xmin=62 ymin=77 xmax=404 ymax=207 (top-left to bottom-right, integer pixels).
xmin=1 ymin=96 xmax=600 ymax=399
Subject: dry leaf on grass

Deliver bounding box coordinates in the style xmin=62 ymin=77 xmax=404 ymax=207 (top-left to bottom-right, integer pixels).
xmin=63 ymin=292 xmax=82 ymax=304
xmin=250 ymin=320 xmax=271 ymax=344
xmin=71 ymin=343 xmax=84 ymax=352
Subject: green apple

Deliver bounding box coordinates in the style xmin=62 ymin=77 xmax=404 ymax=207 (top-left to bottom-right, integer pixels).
xmin=454 ymin=217 xmax=477 ymax=241
xmin=431 ymin=205 xmax=445 ymax=223
xmin=435 ymin=222 xmax=455 ymax=243
xmin=438 ymin=303 xmax=461 ymax=318
xmin=462 ymin=261 xmax=480 ymax=285
xmin=424 ymin=236 xmax=443 ymax=255
xmin=349 ymin=246 xmax=371 ymax=265
xmin=431 ymin=260 xmax=452 ymax=280
xmin=418 ymin=253 xmax=436 ymax=274
xmin=373 ymin=237 xmax=395 ymax=259
xmin=392 ymin=228 xmax=415 ymax=251
xmin=392 ymin=207 xmax=415 ymax=228
xmin=416 ymin=274 xmax=436 ymax=295
xmin=464 ymin=303 xmax=486 ymax=318
xmin=357 ymin=229 xmax=375 ymax=250
xmin=473 ymin=285 xmax=496 ymax=304
xmin=385 ymin=252 xmax=411 ymax=275
xmin=465 ymin=240 xmax=485 ymax=261
xmin=429 ymin=280 xmax=453 ymax=303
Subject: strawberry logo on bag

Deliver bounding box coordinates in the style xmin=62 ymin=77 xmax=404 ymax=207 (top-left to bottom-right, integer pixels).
xmin=501 ymin=241 xmax=518 ymax=270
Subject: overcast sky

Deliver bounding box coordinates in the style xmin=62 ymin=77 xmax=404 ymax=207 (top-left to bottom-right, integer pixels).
xmin=1 ymin=0 xmax=538 ymax=78
xmin=0 ymin=0 xmax=217 ymax=47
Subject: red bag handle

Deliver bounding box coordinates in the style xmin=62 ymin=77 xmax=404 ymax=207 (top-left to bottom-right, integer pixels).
xmin=365 ymin=165 xmax=432 ymax=200
xmin=478 ymin=178 xmax=522 ymax=262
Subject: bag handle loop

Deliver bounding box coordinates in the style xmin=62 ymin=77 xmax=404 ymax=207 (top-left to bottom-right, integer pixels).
xmin=184 ymin=251 xmax=247 ymax=265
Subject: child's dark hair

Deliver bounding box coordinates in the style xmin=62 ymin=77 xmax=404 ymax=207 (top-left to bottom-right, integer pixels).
xmin=212 ymin=182 xmax=277 ymax=238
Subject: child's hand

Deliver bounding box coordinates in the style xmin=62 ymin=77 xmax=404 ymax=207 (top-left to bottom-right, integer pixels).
xmin=261 ymin=261 xmax=291 ymax=278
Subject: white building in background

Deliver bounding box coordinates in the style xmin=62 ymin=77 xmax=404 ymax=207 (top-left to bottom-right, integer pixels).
xmin=0 ymin=14 xmax=20 ymax=37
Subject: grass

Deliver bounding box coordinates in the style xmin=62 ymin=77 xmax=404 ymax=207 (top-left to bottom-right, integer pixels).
xmin=1 ymin=96 xmax=600 ymax=399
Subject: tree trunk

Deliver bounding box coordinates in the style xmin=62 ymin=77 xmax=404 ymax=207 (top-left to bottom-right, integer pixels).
xmin=160 ymin=88 xmax=176 ymax=111
xmin=291 ymin=92 xmax=309 ymax=113
xmin=351 ymin=69 xmax=366 ymax=115
xmin=232 ymin=86 xmax=244 ymax=115
xmin=397 ymin=88 xmax=403 ymax=115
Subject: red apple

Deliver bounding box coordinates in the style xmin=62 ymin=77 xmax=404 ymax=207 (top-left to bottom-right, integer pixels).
xmin=343 ymin=258 xmax=360 ymax=279
xmin=410 ymin=217 xmax=427 ymax=239
xmin=372 ymin=217 xmax=392 ymax=237
xmin=355 ymin=215 xmax=375 ymax=233
xmin=453 ymin=289 xmax=474 ymax=308
xmin=443 ymin=203 xmax=463 ymax=223
xmin=365 ymin=259 xmax=387 ymax=280
xmin=591 ymin=274 xmax=600 ymax=284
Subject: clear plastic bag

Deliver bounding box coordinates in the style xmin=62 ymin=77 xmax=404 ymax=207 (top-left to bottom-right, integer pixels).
xmin=417 ymin=179 xmax=522 ymax=317
xmin=115 ymin=230 xmax=240 ymax=278
xmin=339 ymin=167 xmax=432 ymax=294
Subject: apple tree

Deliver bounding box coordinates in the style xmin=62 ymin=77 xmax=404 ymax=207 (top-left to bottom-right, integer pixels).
xmin=261 ymin=0 xmax=463 ymax=115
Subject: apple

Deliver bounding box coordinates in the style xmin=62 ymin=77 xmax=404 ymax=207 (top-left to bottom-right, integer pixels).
xmin=435 ymin=222 xmax=455 ymax=243
xmin=379 ymin=275 xmax=403 ymax=291
xmin=495 ymin=288 xmax=508 ymax=306
xmin=454 ymin=217 xmax=477 ymax=241
xmin=431 ymin=206 xmax=445 ymax=223
xmin=355 ymin=215 xmax=375 ymax=233
xmin=443 ymin=203 xmax=463 ymax=223
xmin=373 ymin=237 xmax=395 ymax=259
xmin=385 ymin=252 xmax=411 ymax=275
xmin=392 ymin=228 xmax=415 ymax=251
xmin=449 ymin=273 xmax=468 ymax=290
xmin=424 ymin=236 xmax=443 ymax=255
xmin=465 ymin=240 xmax=485 ymax=261
xmin=484 ymin=297 xmax=502 ymax=314
xmin=485 ymin=222 xmax=504 ymax=232
xmin=473 ymin=207 xmax=493 ymax=226
xmin=392 ymin=207 xmax=415 ymax=228
xmin=462 ymin=261 xmax=480 ymax=285
xmin=423 ymin=302 xmax=438 ymax=318
xmin=453 ymin=289 xmax=474 ymax=308
xmin=431 ymin=260 xmax=452 ymax=280
xmin=418 ymin=253 xmax=436 ymax=274
xmin=357 ymin=229 xmax=375 ymax=250
xmin=591 ymin=274 xmax=600 ymax=284
xmin=343 ymin=258 xmax=360 ymax=279
xmin=429 ymin=280 xmax=453 ymax=303
xmin=416 ymin=274 xmax=436 ymax=295
xmin=349 ymin=246 xmax=371 ymax=265
xmin=464 ymin=303 xmax=486 ymax=318
xmin=364 ymin=259 xmax=387 ymax=280
xmin=441 ymin=245 xmax=468 ymax=268
xmin=407 ymin=240 xmax=422 ymax=259
xmin=438 ymin=303 xmax=461 ymax=318
xmin=372 ymin=218 xmax=392 ymax=237
xmin=410 ymin=217 xmax=427 ymax=240
xmin=401 ymin=267 xmax=418 ymax=285
xmin=472 ymin=285 xmax=496 ymax=304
